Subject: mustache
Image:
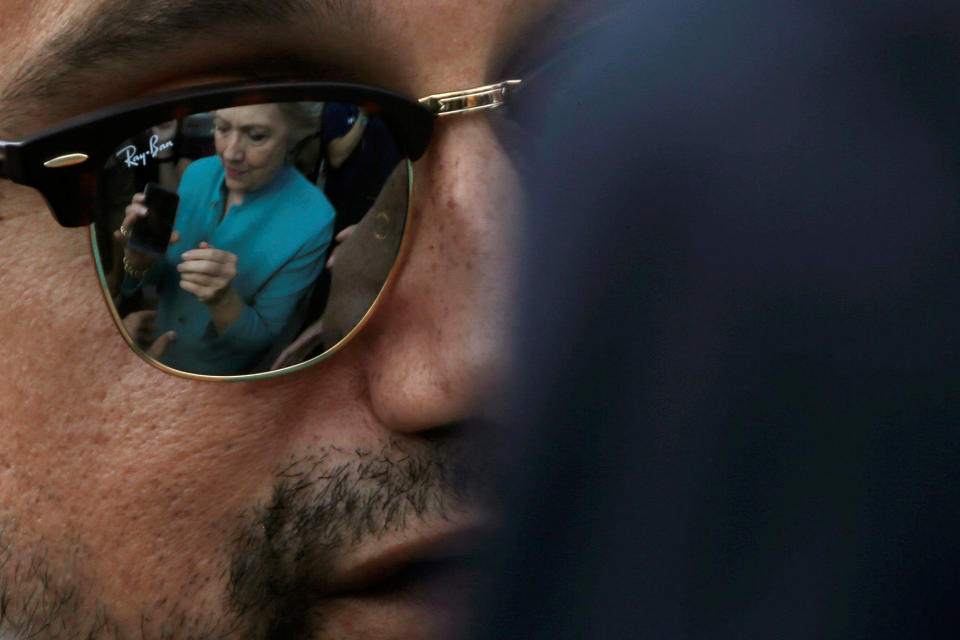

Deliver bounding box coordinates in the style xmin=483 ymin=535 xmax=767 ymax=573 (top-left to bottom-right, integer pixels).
xmin=224 ymin=426 xmax=493 ymax=639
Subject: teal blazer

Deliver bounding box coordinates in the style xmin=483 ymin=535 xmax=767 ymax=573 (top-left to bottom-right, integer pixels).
xmin=148 ymin=156 xmax=335 ymax=375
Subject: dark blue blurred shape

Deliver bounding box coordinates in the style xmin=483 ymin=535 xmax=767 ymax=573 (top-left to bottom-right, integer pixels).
xmin=475 ymin=2 xmax=960 ymax=638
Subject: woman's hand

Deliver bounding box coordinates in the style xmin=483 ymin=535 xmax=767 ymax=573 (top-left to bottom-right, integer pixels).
xmin=178 ymin=242 xmax=244 ymax=333
xmin=122 ymin=309 xmax=176 ymax=359
xmin=326 ymin=224 xmax=357 ymax=269
xmin=114 ymin=192 xmax=180 ymax=275
xmin=177 ymin=242 xmax=238 ymax=303
xmin=115 ymin=193 xmax=154 ymax=272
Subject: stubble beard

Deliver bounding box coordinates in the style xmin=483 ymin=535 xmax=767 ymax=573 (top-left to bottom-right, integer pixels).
xmin=0 ymin=432 xmax=490 ymax=640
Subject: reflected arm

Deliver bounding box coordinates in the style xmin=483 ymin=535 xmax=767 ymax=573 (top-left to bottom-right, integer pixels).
xmin=326 ymin=114 xmax=367 ymax=169
xmin=207 ymin=287 xmax=245 ymax=334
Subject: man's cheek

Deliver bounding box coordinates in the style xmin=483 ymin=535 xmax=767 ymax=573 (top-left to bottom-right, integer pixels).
xmin=0 ymin=192 xmax=121 ymax=476
xmin=0 ymin=193 xmax=125 ymax=402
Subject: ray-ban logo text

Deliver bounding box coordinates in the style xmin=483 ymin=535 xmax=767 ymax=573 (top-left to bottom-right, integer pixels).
xmin=116 ymin=134 xmax=174 ymax=167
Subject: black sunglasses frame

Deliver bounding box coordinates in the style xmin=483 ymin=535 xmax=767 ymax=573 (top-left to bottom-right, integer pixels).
xmin=0 ymin=81 xmax=436 ymax=229
xmin=0 ymin=78 xmax=522 ymax=380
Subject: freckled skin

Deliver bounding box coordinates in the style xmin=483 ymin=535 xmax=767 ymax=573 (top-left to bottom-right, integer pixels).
xmin=0 ymin=0 xmax=556 ymax=637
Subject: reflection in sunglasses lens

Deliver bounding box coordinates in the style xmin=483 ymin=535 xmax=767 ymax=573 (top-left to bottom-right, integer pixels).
xmin=90 ymin=101 xmax=408 ymax=378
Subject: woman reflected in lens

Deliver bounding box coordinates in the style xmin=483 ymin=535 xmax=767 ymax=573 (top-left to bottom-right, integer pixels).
xmin=116 ymin=103 xmax=335 ymax=375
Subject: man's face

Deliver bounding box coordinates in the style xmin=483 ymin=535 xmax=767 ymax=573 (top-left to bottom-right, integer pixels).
xmin=0 ymin=1 xmax=556 ymax=638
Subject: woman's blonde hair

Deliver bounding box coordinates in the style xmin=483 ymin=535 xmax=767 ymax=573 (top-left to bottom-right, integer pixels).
xmin=277 ymin=102 xmax=322 ymax=146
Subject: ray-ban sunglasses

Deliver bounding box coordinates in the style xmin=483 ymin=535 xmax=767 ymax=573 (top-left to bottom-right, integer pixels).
xmin=0 ymin=80 xmax=521 ymax=380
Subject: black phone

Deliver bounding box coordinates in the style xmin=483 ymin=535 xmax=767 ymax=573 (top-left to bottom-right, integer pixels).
xmin=129 ymin=182 xmax=179 ymax=256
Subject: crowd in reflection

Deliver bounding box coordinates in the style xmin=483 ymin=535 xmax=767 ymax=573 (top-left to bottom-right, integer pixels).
xmin=97 ymin=101 xmax=404 ymax=376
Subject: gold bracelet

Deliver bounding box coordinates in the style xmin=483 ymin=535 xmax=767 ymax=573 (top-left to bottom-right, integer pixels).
xmin=123 ymin=255 xmax=151 ymax=280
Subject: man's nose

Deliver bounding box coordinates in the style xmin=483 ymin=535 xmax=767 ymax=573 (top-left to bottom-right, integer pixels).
xmin=353 ymin=115 xmax=522 ymax=433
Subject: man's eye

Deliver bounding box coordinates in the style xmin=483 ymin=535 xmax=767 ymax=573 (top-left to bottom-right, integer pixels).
xmin=247 ymin=131 xmax=269 ymax=143
xmin=214 ymin=124 xmax=231 ymax=135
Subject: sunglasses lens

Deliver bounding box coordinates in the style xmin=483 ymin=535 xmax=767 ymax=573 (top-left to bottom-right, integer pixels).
xmin=90 ymin=101 xmax=409 ymax=378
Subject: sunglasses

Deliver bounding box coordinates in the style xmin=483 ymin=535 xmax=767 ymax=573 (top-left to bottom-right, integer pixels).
xmin=0 ymin=79 xmax=521 ymax=381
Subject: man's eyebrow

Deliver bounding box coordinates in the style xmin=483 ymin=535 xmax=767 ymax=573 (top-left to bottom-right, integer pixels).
xmin=3 ymin=0 xmax=356 ymax=108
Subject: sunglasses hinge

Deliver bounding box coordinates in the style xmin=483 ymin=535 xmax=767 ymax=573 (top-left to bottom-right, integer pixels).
xmin=419 ymin=79 xmax=522 ymax=117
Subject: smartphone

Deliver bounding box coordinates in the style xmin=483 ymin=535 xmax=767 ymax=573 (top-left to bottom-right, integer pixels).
xmin=129 ymin=182 xmax=179 ymax=256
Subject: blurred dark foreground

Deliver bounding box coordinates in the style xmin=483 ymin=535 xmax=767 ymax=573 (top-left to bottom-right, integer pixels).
xmin=473 ymin=2 xmax=960 ymax=638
